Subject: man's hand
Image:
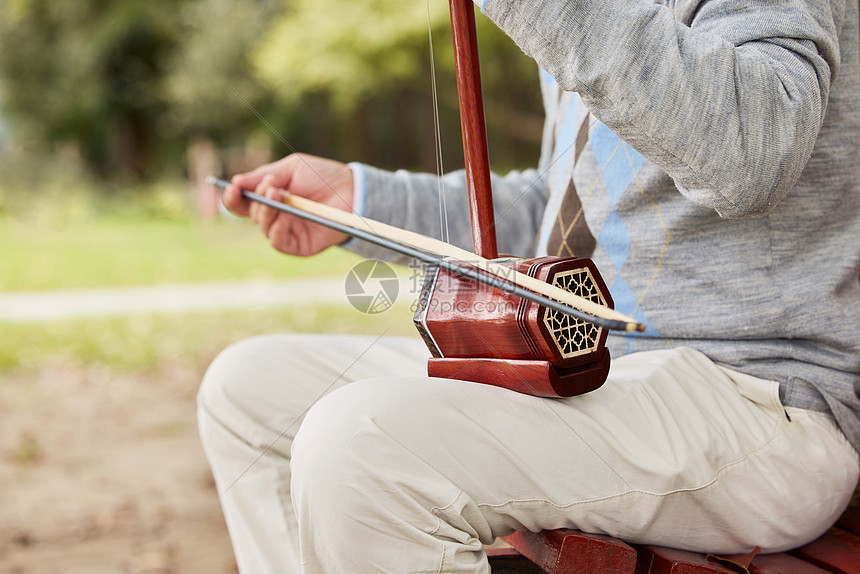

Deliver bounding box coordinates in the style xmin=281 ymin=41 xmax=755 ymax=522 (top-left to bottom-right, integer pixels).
xmin=223 ymin=154 xmax=354 ymax=257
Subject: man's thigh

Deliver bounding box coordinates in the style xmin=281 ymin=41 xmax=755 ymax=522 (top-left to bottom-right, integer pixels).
xmin=198 ymin=333 xmax=430 ymax=451
xmin=295 ymin=345 xmax=858 ymax=554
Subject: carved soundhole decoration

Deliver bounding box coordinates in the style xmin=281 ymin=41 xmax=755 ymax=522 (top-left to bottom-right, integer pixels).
xmin=543 ymin=268 xmax=607 ymax=358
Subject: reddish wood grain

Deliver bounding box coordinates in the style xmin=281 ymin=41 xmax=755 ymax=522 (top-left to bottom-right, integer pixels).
xmin=634 ymin=546 xmax=736 ymax=574
xmin=422 ymin=257 xmax=611 ymax=367
xmin=749 ymin=552 xmax=832 ymax=573
xmin=419 ymin=256 xmax=614 ymax=396
xmin=428 ymin=349 xmax=609 ymax=397
xmin=791 ymin=527 xmax=860 ymax=574
xmin=498 ymin=509 xmax=860 ymax=574
xmin=448 ymin=0 xmax=497 ymax=259
xmin=504 ymin=529 xmax=637 ymax=574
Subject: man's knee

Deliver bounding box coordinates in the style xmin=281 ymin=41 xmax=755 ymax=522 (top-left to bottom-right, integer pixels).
xmin=291 ymin=380 xmax=425 ymax=496
xmin=197 ymin=335 xmax=271 ymax=416
xmin=290 ymin=381 xmax=383 ymax=486
xmin=197 ymin=333 xmax=316 ymax=455
xmin=290 ymin=378 xmax=463 ymax=503
xmin=290 ymin=380 xmax=493 ymax=568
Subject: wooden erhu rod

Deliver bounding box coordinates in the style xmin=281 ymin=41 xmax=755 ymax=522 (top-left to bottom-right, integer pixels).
xmin=449 ymin=0 xmax=498 ymax=260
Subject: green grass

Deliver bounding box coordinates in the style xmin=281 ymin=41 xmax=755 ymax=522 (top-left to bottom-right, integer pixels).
xmin=0 ymin=172 xmax=373 ymax=291
xmin=0 ymin=176 xmax=422 ymax=374
xmin=0 ymin=214 xmax=365 ymax=292
xmin=0 ymin=303 xmax=419 ymax=374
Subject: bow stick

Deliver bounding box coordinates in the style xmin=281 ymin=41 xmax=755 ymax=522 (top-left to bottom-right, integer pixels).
xmin=206 ymin=176 xmax=644 ymax=332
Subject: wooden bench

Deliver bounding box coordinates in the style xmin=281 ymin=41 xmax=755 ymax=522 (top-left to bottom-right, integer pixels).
xmin=487 ymin=505 xmax=860 ymax=573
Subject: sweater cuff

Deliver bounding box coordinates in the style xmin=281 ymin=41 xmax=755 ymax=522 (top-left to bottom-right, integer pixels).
xmin=337 ymin=164 xmax=411 ymax=261
xmin=338 ymin=162 xmax=368 ymax=249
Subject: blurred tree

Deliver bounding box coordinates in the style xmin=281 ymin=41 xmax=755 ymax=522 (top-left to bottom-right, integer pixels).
xmin=0 ymin=0 xmax=543 ymax=184
xmin=162 ymin=0 xmax=278 ymax=143
xmin=0 ymin=0 xmax=184 ymax=176
xmin=161 ymin=0 xmax=280 ymax=215
xmin=251 ymin=0 xmax=543 ymax=172
xmin=254 ymin=0 xmax=448 ymax=111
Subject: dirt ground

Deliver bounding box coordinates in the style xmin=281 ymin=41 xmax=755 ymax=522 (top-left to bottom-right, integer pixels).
xmin=0 ymin=360 xmax=238 ymax=574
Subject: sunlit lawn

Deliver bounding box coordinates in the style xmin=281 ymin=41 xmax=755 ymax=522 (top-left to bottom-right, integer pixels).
xmin=0 ymin=214 xmax=363 ymax=292
xmin=0 ymin=199 xmax=419 ymax=373
xmin=0 ymin=303 xmax=418 ymax=374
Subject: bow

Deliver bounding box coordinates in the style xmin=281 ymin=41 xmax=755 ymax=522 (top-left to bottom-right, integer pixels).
xmin=206 ymin=175 xmax=641 ymax=334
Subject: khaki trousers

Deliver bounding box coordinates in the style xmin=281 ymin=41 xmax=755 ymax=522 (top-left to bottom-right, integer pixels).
xmin=197 ymin=334 xmax=858 ymax=573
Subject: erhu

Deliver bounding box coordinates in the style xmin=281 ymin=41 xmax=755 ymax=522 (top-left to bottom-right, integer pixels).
xmin=209 ymin=0 xmax=642 ymax=398
xmin=413 ymin=0 xmax=619 ymax=397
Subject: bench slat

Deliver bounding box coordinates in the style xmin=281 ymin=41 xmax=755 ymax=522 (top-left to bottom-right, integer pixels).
xmin=499 ymin=505 xmax=860 ymax=573
xmin=791 ymin=527 xmax=860 ymax=574
xmin=503 ymin=529 xmax=637 ymax=574
xmin=634 ymin=545 xmax=737 ymax=574
xmin=749 ymin=552 xmax=832 ymax=574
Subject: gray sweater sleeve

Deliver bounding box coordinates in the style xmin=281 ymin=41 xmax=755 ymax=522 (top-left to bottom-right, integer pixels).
xmin=343 ymin=166 xmax=549 ymax=265
xmin=481 ymin=0 xmax=846 ymax=218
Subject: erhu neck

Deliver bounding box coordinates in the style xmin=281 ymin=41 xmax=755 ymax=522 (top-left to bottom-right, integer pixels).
xmin=448 ymin=0 xmax=498 ymax=260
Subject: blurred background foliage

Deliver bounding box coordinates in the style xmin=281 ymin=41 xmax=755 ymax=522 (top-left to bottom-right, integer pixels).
xmin=0 ymin=0 xmax=544 ymax=374
xmin=0 ymin=0 xmax=544 ymax=215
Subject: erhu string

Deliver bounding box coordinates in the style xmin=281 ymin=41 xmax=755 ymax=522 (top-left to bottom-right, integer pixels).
xmin=419 ymin=3 xmax=611 ymax=259
xmin=426 ymin=0 xmax=452 ymax=250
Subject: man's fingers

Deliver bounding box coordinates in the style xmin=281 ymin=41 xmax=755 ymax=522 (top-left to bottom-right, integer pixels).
xmin=223 ymin=182 xmax=252 ymax=216
xmin=249 ymin=175 xmax=275 ymax=225
xmin=268 ymin=216 xmax=297 ymax=255
xmin=233 ymin=154 xmax=296 ymax=192
xmin=258 ymin=183 xmax=283 ymax=239
xmin=216 ymin=154 xmax=349 ymax=257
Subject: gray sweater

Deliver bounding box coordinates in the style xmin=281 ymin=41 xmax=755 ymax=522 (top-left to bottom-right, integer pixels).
xmin=346 ymin=0 xmax=860 ymax=453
